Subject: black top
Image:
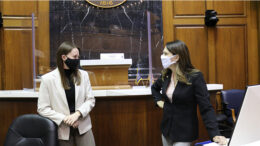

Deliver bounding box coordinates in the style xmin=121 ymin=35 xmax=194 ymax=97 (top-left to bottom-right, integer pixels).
xmin=64 ymin=69 xmax=75 ymax=113
xmin=151 ymin=71 xmax=220 ymax=142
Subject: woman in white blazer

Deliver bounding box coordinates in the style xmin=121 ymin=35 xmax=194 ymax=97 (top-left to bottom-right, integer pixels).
xmin=37 ymin=42 xmax=95 ymax=146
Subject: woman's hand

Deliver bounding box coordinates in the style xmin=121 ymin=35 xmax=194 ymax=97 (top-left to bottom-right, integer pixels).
xmin=72 ymin=120 xmax=80 ymax=128
xmin=157 ymin=101 xmax=164 ymax=109
xmin=63 ymin=111 xmax=82 ymax=126
xmin=213 ymin=135 xmax=227 ymax=145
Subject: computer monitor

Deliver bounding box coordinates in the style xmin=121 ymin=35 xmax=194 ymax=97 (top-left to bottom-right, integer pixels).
xmin=228 ymin=85 xmax=260 ymax=146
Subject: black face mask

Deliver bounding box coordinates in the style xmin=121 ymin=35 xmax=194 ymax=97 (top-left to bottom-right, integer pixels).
xmin=65 ymin=57 xmax=80 ymax=70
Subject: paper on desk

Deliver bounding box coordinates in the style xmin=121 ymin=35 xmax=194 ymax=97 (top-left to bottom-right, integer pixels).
xmin=204 ymin=139 xmax=229 ymax=146
xmin=204 ymin=143 xmax=225 ymax=146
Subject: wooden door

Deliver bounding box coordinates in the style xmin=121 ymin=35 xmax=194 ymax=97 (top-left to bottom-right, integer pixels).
xmin=0 ymin=0 xmax=49 ymax=90
xmin=162 ymin=1 xmax=259 ymax=90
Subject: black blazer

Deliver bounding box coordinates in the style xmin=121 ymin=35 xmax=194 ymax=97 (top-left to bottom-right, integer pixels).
xmin=151 ymin=71 xmax=220 ymax=142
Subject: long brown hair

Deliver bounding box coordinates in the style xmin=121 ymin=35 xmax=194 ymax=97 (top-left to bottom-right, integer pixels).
xmin=56 ymin=41 xmax=81 ymax=89
xmin=162 ymin=40 xmax=199 ymax=84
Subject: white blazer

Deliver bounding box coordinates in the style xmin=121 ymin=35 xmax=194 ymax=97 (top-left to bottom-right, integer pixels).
xmin=37 ymin=68 xmax=95 ymax=140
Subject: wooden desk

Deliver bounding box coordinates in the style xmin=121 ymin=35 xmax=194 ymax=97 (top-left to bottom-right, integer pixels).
xmin=81 ymin=59 xmax=132 ymax=90
xmin=0 ymin=85 xmax=222 ymax=146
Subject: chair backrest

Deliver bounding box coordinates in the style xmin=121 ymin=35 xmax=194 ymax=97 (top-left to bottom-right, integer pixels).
xmin=4 ymin=114 xmax=58 ymax=146
xmin=221 ymin=89 xmax=245 ymax=117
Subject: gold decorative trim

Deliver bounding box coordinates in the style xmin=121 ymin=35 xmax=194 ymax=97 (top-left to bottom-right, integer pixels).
xmin=86 ymin=0 xmax=126 ymax=8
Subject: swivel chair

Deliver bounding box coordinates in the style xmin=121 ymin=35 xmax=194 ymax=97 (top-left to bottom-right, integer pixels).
xmin=217 ymin=89 xmax=245 ymax=137
xmin=4 ymin=114 xmax=58 ymax=146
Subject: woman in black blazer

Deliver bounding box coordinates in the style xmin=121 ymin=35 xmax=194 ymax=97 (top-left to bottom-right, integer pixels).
xmin=151 ymin=40 xmax=226 ymax=146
